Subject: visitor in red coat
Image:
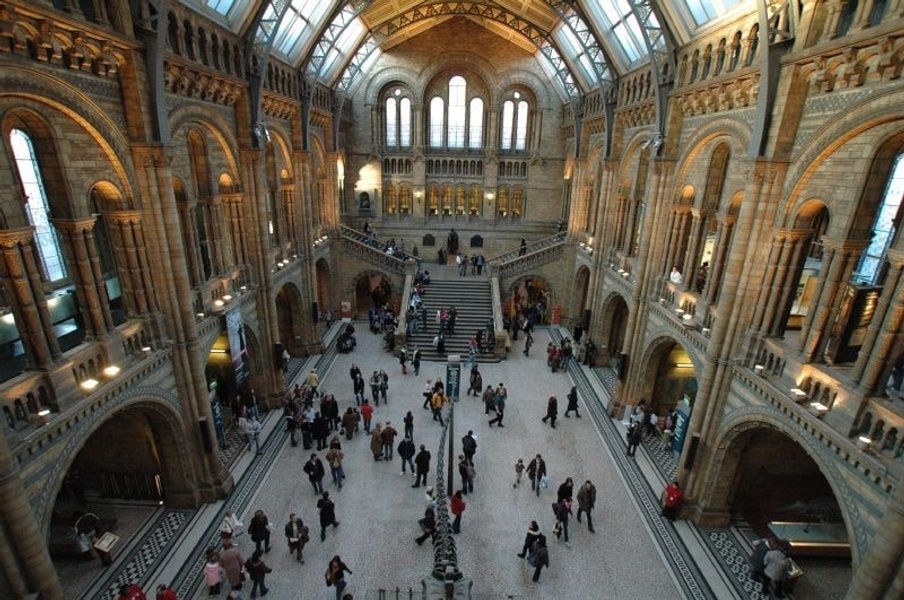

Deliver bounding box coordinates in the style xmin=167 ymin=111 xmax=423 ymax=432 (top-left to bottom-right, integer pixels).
xmin=361 ymin=400 xmax=374 ymax=433
xmin=661 ymin=480 xmax=684 ymax=521
xmin=450 ymin=490 xmax=466 ymax=534
xmin=155 ymin=584 xmax=178 ymax=600
xmin=116 ymin=584 xmax=146 ymax=600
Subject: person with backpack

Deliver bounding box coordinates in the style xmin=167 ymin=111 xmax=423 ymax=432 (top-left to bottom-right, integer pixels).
xmin=203 ymin=547 xmax=224 ymax=595
xmin=284 ymin=514 xmax=308 ymax=563
xmin=398 ymin=435 xmax=416 ymax=476
xmin=461 ymin=430 xmax=477 ymax=465
xmin=325 ymin=555 xmax=352 ymax=600
xmin=244 ymin=550 xmax=272 ymax=598
xmin=528 ymin=534 xmax=549 ymax=582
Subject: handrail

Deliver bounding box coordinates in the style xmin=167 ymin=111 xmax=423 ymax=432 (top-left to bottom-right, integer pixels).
xmin=487 ymin=231 xmax=566 ymax=265
xmin=339 ymin=225 xmax=413 ymax=274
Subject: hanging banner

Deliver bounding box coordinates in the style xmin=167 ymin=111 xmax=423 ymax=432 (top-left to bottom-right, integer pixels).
xmin=446 ymin=356 xmax=461 ymax=402
xmin=671 ymin=396 xmax=692 ymax=457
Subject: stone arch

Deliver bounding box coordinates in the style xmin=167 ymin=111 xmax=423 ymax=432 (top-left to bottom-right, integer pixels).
xmin=668 ymin=117 xmax=751 ymax=175
xmin=634 ymin=334 xmax=700 ymax=414
xmin=363 ymin=66 xmax=422 ymax=106
xmin=241 ymin=321 xmax=265 ymax=383
xmin=572 ymin=265 xmax=591 ymax=323
xmin=267 ymin=125 xmax=294 ymax=181
xmin=704 ymin=412 xmax=861 ymax=564
xmin=416 ymin=52 xmax=500 ymax=106
xmin=168 ymin=107 xmax=242 ymax=180
xmin=41 ymin=391 xmax=195 ymax=533
xmin=354 ymin=270 xmax=393 ymax=315
xmin=315 ymin=258 xmax=331 ymax=312
xmin=597 ymin=291 xmax=630 ymax=362
xmin=494 ymin=69 xmax=553 ymax=110
xmin=275 ymin=282 xmax=304 ymax=350
xmin=507 ymin=274 xmax=552 ymax=322
xmin=88 ymin=180 xmax=128 ymax=211
xmin=672 ymin=130 xmax=747 ymax=202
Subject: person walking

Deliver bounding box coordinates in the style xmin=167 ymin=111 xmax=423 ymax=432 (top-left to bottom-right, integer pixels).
xmin=399 ymin=346 xmax=408 ymax=375
xmin=379 ymin=370 xmax=389 ymax=403
xmin=370 ymin=423 xmax=384 ymax=461
xmin=431 ymin=388 xmax=446 ymax=426
xmin=541 ymin=396 xmax=558 ymax=428
xmin=528 ymin=534 xmax=549 ymax=582
xmin=415 ymin=506 xmax=436 ymax=545
xmin=246 ymin=417 xmax=262 ymax=455
xmin=219 ymin=540 xmax=244 ymax=593
xmin=403 ymin=411 xmax=414 ymax=441
xmin=552 ymin=497 xmax=573 ymax=543
xmin=513 ymin=458 xmax=525 ymax=488
xmin=325 ymin=556 xmax=352 ymax=600
xmin=203 ymin=547 xmax=223 ymax=596
xmin=488 ymin=386 xmax=506 ymax=427
xmin=306 ymin=370 xmax=319 ymax=395
xmin=626 ymin=422 xmax=642 ymax=457
xmin=422 ymin=380 xmax=434 ymax=410
xmin=244 ymin=550 xmax=271 ymax=598
xmin=155 ymin=584 xmax=177 ymax=600
xmin=557 ymin=477 xmax=574 ymax=503
xmin=369 ymin=372 xmax=380 ymax=406
xmin=467 ymin=367 xmax=482 ymax=397
xmin=312 ymin=413 xmax=328 ymax=451
xmin=353 ymin=373 xmax=365 ymax=405
xmin=450 ymin=490 xmax=466 ymax=534
xmin=325 ymin=445 xmax=345 ymax=489
xmin=284 ymin=514 xmax=308 ymax=563
xmin=360 ymin=400 xmax=373 ymax=434
xmin=482 ymin=385 xmax=495 ymax=415
xmin=461 ymin=430 xmax=477 ymax=465
xmin=398 ymin=435 xmax=416 ymax=475
xmin=527 ymin=454 xmax=546 ymax=497
xmin=458 ymin=454 xmax=474 ymax=495
xmin=564 ymin=386 xmax=581 ymax=418
xmin=381 ymin=421 xmax=398 ymax=460
xmin=412 ymin=347 xmax=421 ymax=376
xmin=341 ymin=408 xmax=357 ymax=440
xmin=413 ymin=444 xmax=431 ymax=488
xmin=576 ymin=480 xmax=597 ymax=533
xmin=518 ymin=521 xmax=540 ymax=558
xmin=523 ymin=331 xmax=533 ymax=357
xmin=248 ymin=510 xmax=272 ymax=554
xmin=303 ymin=454 xmax=326 ymax=495
xmin=661 ymin=480 xmax=684 ymax=521
xmin=317 ymin=492 xmax=340 ymax=541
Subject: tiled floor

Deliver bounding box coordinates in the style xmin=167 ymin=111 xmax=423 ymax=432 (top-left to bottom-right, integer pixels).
xmin=181 ymin=325 xmax=682 ymax=599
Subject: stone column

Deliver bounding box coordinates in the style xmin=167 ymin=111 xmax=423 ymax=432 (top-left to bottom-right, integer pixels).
xmin=851 ymin=251 xmax=904 ymax=386
xmin=704 ymin=217 xmax=734 ymax=305
xmin=851 ymin=0 xmax=876 ymax=30
xmin=54 ymin=218 xmax=112 ymax=338
xmin=0 ymin=430 xmax=63 ymax=599
xmin=681 ymin=209 xmax=705 ymax=287
xmin=106 ymin=211 xmax=153 ymax=316
xmin=770 ymin=234 xmax=808 ymax=337
xmin=208 ymin=197 xmax=231 ymax=274
xmin=759 ymin=232 xmax=795 ymax=335
xmin=856 ymin=252 xmax=904 ymax=393
xmin=800 ymin=239 xmax=863 ymax=360
xmin=844 ymin=479 xmax=904 ymax=600
xmin=176 ymin=201 xmax=204 ymax=286
xmin=0 ymin=228 xmax=60 ymax=368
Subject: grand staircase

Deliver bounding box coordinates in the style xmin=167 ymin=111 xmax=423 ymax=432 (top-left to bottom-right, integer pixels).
xmin=405 ymin=274 xmax=499 ymax=362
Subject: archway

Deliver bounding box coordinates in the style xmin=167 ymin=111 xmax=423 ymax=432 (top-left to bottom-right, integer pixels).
xmin=507 ymin=275 xmax=552 ymax=324
xmin=354 ymin=272 xmax=392 ymax=316
xmin=275 ymin=282 xmax=304 ymax=352
xmin=598 ymin=293 xmax=630 ymax=368
xmin=779 ymin=201 xmax=829 ymax=342
xmin=636 ymin=337 xmax=698 ymax=455
xmin=315 ymin=258 xmax=331 ymax=314
xmin=572 ymin=266 xmax=590 ymax=329
xmin=706 ymin=425 xmax=853 ymax=597
xmin=49 ymin=403 xmax=193 ymax=594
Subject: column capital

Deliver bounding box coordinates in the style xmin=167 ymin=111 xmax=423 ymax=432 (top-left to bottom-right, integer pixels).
xmin=774 ymin=227 xmax=811 ymax=241
xmin=886 ymin=248 xmax=904 ymax=267
xmin=821 ymin=237 xmax=867 ymax=253
xmin=0 ymin=227 xmax=35 ymax=249
xmin=104 ymin=210 xmax=143 ymax=225
xmin=51 ymin=216 xmax=97 ymax=233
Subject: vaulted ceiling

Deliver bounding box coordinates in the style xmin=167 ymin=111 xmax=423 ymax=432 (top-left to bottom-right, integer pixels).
xmin=184 ymin=0 xmax=756 ymax=99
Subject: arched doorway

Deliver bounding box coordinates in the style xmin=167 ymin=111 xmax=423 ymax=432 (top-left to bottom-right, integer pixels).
xmin=354 ymin=272 xmax=392 ymax=316
xmin=275 ymin=282 xmax=303 ymax=352
xmin=572 ymin=266 xmax=590 ymax=327
xmin=598 ymin=293 xmax=629 ymax=366
xmin=49 ymin=403 xmax=193 ymax=593
xmin=706 ymin=424 xmax=853 ymax=597
xmin=315 ymin=258 xmax=331 ymax=314
xmin=636 ymin=337 xmax=698 ymax=455
xmin=507 ymin=275 xmax=552 ymax=324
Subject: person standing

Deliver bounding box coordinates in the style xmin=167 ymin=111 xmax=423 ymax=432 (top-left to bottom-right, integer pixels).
xmin=412 ymin=347 xmax=421 ymax=376
xmin=341 ymin=408 xmax=357 ymax=440
xmin=326 ymin=556 xmax=352 ymax=600
xmin=661 ymin=480 xmax=684 ymax=521
xmin=369 ymin=372 xmax=380 ymax=406
xmin=219 ymin=540 xmax=244 ymax=593
xmin=399 ymin=346 xmax=408 ymax=375
xmin=306 ymin=370 xmax=319 ymax=395
xmin=155 ymin=584 xmax=178 ymax=600
xmin=458 ymin=454 xmax=474 ymax=495
xmin=317 ymin=492 xmax=340 ymax=542
xmin=312 ymin=413 xmax=328 ymax=451
xmin=488 ymin=388 xmax=506 ymax=427
xmin=513 ymin=458 xmax=525 ymax=488
xmin=528 ymin=534 xmax=549 ymax=582
xmin=431 ymin=388 xmax=446 ymax=426
xmin=552 ymin=498 xmax=573 ymax=543
xmin=413 ymin=444 xmax=431 ymax=488
xmin=360 ymin=400 xmax=373 ymax=434
xmin=244 ymin=550 xmax=272 ymax=598
xmin=763 ymin=542 xmax=792 ymax=599
xmin=379 ymin=370 xmax=389 ymax=403
xmin=325 ymin=445 xmax=345 ymax=489
xmin=450 ymin=490 xmax=466 ymax=534
xmin=541 ymin=396 xmax=558 ymax=428
xmin=523 ymin=331 xmax=533 ymax=357
xmin=370 ymin=423 xmax=384 ymax=461
xmin=246 ymin=417 xmax=262 ymax=455
xmin=403 ymin=411 xmax=414 ymax=441
xmin=353 ymin=373 xmax=365 ymax=405
xmin=556 ymin=477 xmax=574 ymax=503
xmin=117 ymin=584 xmax=147 ymax=600
xmin=381 ymin=421 xmax=398 ymax=460
xmin=564 ymin=386 xmax=581 ymax=418
xmin=303 ymin=454 xmax=326 ymax=495
xmin=203 ymin=547 xmax=224 ymax=596
xmin=482 ymin=385 xmax=495 ymax=415
xmin=576 ymin=480 xmax=597 ymax=533
xmin=248 ymin=510 xmax=272 ymax=554
xmin=626 ymin=422 xmax=642 ymax=457
xmin=398 ymin=435 xmax=416 ymax=475
xmin=467 ymin=367 xmax=483 ymax=397
xmin=461 ymin=430 xmax=477 ymax=465
xmin=284 ymin=514 xmax=308 ymax=563
xmin=527 ymin=454 xmax=546 ymax=497
xmin=748 ymin=537 xmax=774 ymax=592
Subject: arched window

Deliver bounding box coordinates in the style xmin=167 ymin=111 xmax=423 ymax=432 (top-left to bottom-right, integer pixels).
xmin=468 ymin=98 xmax=484 ymax=150
xmin=400 ymin=98 xmax=411 ymax=147
xmin=501 ymin=101 xmax=514 ymax=151
xmin=515 ymin=100 xmax=529 ymax=151
xmin=855 ymin=151 xmax=903 ymax=285
xmin=9 ymin=129 xmax=66 ymax=282
xmin=385 ymin=97 xmax=397 ymax=147
xmin=447 ymin=76 xmax=466 ymax=148
xmin=429 ymin=97 xmax=444 ymax=148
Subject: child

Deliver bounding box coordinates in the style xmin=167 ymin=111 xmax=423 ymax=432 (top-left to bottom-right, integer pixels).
xmin=514 ymin=458 xmax=525 ymax=488
xmin=203 ymin=547 xmax=223 ymax=596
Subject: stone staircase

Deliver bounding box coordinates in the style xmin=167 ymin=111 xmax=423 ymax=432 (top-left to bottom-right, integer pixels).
xmin=405 ymin=276 xmax=499 ymax=362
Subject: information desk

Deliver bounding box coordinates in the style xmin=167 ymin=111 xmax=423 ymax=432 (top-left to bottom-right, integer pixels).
xmin=768 ymin=521 xmax=851 ymax=558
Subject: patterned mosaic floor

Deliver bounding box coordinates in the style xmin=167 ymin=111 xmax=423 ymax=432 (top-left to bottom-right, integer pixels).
xmin=701 ymin=528 xmax=776 ymax=600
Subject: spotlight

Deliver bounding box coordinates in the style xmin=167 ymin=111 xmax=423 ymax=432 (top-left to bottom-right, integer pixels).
xmin=103 ymin=365 xmax=121 ymax=377
xmin=80 ymin=378 xmax=99 ymax=391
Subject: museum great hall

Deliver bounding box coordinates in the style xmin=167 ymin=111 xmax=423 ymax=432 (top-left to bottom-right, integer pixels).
xmin=0 ymin=1 xmax=902 ymax=599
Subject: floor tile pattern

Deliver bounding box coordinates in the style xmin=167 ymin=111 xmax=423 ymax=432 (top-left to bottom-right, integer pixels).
xmin=701 ymin=528 xmax=775 ymax=600
xmin=641 ymin=429 xmax=679 ymax=482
